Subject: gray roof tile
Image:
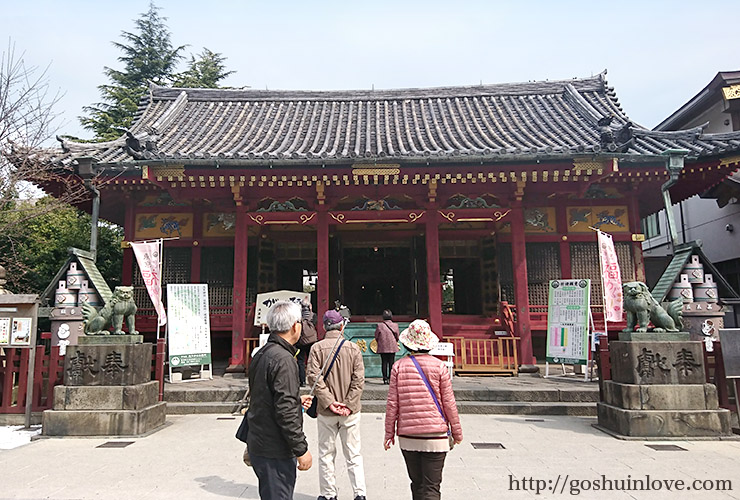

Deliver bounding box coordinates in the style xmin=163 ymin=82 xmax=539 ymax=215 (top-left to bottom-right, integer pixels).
xmin=58 ymin=74 xmax=740 ymax=166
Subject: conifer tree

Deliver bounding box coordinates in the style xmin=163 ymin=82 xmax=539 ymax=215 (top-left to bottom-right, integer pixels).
xmin=173 ymin=48 xmax=235 ymax=88
xmin=80 ymin=2 xmax=185 ymax=140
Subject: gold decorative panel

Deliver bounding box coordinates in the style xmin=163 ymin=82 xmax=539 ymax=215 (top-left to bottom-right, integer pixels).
xmin=568 ymin=205 xmax=629 ymax=233
xmin=722 ymin=84 xmax=740 ymax=100
xmin=134 ymin=213 xmax=193 ymax=239
xmin=524 ymin=207 xmax=556 ymax=233
xmin=203 ymin=213 xmax=236 ymax=237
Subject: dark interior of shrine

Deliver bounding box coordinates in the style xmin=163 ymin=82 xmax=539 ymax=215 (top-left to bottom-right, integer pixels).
xmin=341 ymin=246 xmax=414 ymax=316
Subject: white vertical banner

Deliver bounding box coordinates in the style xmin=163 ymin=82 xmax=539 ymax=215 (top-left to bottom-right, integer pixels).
xmin=131 ymin=240 xmax=167 ymax=326
xmin=597 ymin=230 xmax=623 ymax=322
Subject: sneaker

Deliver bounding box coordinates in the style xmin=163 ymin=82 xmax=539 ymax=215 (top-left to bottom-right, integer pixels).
xmin=317 ymin=497 xmax=337 ymax=500
xmin=354 ymin=496 xmax=367 ymax=500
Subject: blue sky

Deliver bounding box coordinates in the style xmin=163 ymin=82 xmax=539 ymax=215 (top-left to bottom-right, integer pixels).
xmin=5 ymin=0 xmax=739 ymax=140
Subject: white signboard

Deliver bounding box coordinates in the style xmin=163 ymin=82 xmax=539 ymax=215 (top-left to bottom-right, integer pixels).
xmin=254 ymin=290 xmax=310 ymax=326
xmin=166 ymin=284 xmax=212 ymax=367
xmin=0 ymin=317 xmax=10 ymax=345
xmin=11 ymin=317 xmax=33 ymax=346
xmin=546 ymin=279 xmax=590 ymax=365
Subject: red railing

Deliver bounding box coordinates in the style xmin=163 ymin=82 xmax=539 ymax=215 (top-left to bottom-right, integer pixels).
xmin=704 ymin=342 xmax=739 ymax=414
xmin=1 ymin=338 xmax=168 ymax=414
xmin=0 ymin=345 xmax=64 ymax=414
xmin=443 ymin=336 xmax=519 ymax=375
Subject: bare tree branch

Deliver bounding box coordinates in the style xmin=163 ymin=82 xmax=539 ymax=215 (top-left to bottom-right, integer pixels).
xmin=0 ymin=40 xmax=91 ymax=236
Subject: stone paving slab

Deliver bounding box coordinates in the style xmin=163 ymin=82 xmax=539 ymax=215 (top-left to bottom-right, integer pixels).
xmin=1 ymin=413 xmax=738 ymax=499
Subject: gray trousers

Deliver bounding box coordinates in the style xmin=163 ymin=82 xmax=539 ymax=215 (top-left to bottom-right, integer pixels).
xmin=250 ymin=454 xmax=297 ymax=500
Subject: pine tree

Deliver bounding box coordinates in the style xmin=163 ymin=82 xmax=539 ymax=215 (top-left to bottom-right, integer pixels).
xmin=173 ymin=48 xmax=235 ymax=88
xmin=80 ymin=2 xmax=185 ymax=141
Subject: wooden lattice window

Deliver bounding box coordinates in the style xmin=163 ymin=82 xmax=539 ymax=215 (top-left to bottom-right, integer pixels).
xmin=570 ymin=242 xmax=634 ymax=305
xmin=496 ymin=242 xmax=561 ymax=305
xmin=133 ymin=247 xmax=191 ymax=314
xmin=202 ymin=247 xmax=234 ymax=313
xmin=526 ymin=243 xmax=561 ymax=306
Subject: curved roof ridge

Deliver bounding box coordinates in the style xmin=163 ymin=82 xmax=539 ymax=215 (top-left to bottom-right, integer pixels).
xmin=150 ymin=74 xmax=607 ymax=102
xmin=58 ymin=135 xmax=126 ymax=153
xmin=700 ymin=130 xmax=740 ymax=141
xmin=633 ymin=126 xmax=705 ymax=140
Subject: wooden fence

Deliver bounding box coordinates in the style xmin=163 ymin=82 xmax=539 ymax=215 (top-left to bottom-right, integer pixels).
xmin=443 ymin=336 xmax=519 ymax=376
xmin=1 ymin=339 xmax=167 ymax=415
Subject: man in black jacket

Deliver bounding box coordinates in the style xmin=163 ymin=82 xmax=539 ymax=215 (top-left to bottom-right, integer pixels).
xmin=248 ymin=300 xmax=313 ymax=499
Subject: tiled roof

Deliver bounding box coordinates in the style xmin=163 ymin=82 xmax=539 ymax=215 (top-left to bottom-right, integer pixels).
xmin=58 ymin=73 xmax=740 ymax=166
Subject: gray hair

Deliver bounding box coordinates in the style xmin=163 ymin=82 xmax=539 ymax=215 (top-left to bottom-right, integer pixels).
xmin=324 ymin=319 xmax=344 ymax=332
xmin=266 ymin=300 xmax=301 ymax=334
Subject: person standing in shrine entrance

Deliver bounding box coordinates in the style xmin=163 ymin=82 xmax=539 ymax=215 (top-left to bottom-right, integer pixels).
xmin=374 ymin=309 xmax=400 ymax=384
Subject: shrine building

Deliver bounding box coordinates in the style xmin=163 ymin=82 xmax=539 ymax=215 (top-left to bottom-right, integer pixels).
xmin=52 ymin=73 xmax=740 ymax=371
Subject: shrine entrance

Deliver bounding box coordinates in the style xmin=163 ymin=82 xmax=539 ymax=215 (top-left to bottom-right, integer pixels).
xmin=341 ymin=243 xmax=415 ymax=316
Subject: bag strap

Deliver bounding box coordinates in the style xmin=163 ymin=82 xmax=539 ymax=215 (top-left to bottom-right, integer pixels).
xmin=410 ymin=355 xmax=446 ymax=424
xmin=323 ymin=339 xmax=346 ymax=380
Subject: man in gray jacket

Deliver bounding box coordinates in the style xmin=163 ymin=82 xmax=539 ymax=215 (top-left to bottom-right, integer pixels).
xmin=307 ymin=309 xmax=366 ymax=500
xmin=248 ymin=300 xmax=313 ymax=499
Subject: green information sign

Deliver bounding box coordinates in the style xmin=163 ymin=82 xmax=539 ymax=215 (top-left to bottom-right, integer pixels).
xmin=167 ymin=284 xmax=212 ymax=368
xmin=546 ymin=279 xmax=590 ymax=365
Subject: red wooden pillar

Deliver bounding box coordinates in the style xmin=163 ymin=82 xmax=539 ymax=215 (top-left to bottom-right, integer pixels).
xmin=425 ymin=211 xmax=443 ymax=337
xmin=628 ymin=188 xmax=646 ymax=282
xmin=228 ymin=206 xmax=249 ymax=371
xmin=191 ymin=207 xmax=203 ymax=283
xmin=557 ymin=203 xmax=572 ymax=279
xmin=317 ymin=209 xmax=330 ymax=334
xmin=122 ymin=197 xmax=135 ymax=286
xmin=510 ymin=203 xmax=535 ymax=366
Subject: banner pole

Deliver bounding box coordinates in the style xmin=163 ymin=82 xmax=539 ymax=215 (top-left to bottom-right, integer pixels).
xmin=156 ymin=238 xmax=164 ymax=340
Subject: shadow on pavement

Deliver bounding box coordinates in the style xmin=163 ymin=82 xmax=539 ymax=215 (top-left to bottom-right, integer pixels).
xmin=194 ymin=475 xmax=315 ymax=499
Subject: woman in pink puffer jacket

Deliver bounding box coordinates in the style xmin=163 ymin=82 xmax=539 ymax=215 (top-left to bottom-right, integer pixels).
xmin=384 ymin=319 xmax=463 ymax=500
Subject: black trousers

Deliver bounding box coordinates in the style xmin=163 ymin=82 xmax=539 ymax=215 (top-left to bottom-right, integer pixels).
xmin=401 ymin=449 xmax=447 ymax=500
xmin=296 ymin=343 xmax=312 ymax=385
xmin=250 ymin=454 xmax=297 ymax=500
xmin=380 ymin=353 xmax=396 ymax=381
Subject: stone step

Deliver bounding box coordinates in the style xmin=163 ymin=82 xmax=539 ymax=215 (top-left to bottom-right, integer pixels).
xmin=165 ymin=400 xmax=596 ymax=416
xmin=164 ymin=386 xmax=599 ymax=403
xmin=166 ymin=402 xmax=246 ymax=415
xmin=164 ymin=388 xmax=248 ymax=403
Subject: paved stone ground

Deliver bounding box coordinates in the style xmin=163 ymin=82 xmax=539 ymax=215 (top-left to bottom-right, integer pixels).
xmin=1 ymin=412 xmax=739 ymax=499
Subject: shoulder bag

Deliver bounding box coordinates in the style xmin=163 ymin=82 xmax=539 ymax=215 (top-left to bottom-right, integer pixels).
xmin=409 ymin=355 xmax=455 ymax=450
xmin=235 ymin=342 xmax=276 ymax=444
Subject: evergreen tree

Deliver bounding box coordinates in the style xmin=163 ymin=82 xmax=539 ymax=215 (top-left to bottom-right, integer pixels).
xmin=173 ymin=48 xmax=235 ymax=88
xmin=80 ymin=2 xmax=185 ymax=140
xmin=0 ymin=197 xmax=123 ymax=295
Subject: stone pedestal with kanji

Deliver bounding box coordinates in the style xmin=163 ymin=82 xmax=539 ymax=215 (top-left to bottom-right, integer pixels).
xmin=596 ymin=338 xmax=732 ymax=439
xmin=42 ymin=339 xmax=166 ymax=436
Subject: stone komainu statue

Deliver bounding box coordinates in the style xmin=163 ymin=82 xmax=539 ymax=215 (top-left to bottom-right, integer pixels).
xmin=622 ymin=281 xmax=683 ymax=333
xmin=82 ymin=286 xmax=138 ymax=335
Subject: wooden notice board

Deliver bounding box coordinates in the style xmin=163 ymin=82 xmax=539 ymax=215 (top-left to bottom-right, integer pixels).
xmin=718 ymin=329 xmax=740 ymax=379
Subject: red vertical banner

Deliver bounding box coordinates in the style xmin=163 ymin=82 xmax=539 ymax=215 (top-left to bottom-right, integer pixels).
xmin=131 ymin=240 xmax=167 ymax=326
xmin=597 ymin=230 xmax=623 ymax=322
